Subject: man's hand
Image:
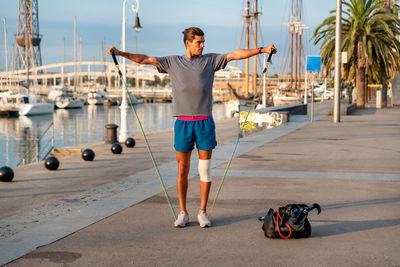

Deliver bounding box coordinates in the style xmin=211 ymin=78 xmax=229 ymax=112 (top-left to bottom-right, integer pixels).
xmin=107 ymin=46 xmax=120 ymax=56
xmin=261 ymin=45 xmax=277 ymax=54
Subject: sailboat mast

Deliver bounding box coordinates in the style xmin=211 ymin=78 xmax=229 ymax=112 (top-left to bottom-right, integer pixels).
xmin=298 ymin=29 xmax=302 ymax=90
xmin=3 ymin=18 xmax=9 ymax=90
xmin=294 ymin=1 xmax=299 ymax=89
xmin=295 ymin=14 xmax=298 ymax=90
xmin=289 ymin=0 xmax=294 ymax=89
xmin=244 ymin=0 xmax=250 ymax=96
xmin=73 ymin=16 xmax=77 ymax=90
xmin=24 ymin=0 xmax=30 ymax=91
xmin=298 ymin=0 xmax=303 ymax=91
xmin=62 ymin=37 xmax=65 ymax=86
xmin=3 ymin=19 xmax=8 ymax=73
xmin=252 ymin=0 xmax=259 ymax=94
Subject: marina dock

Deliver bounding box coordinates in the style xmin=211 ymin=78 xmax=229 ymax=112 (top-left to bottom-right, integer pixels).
xmin=1 ymin=102 xmax=400 ymax=266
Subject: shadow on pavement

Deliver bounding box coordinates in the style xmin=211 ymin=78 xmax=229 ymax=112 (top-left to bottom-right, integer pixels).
xmin=312 ymin=218 xmax=400 ymax=237
xmin=323 ymin=197 xmax=400 ymax=210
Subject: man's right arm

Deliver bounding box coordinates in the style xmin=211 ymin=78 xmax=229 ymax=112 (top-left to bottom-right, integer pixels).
xmin=226 ymin=44 xmax=276 ymax=63
xmin=107 ymin=46 xmax=159 ymax=68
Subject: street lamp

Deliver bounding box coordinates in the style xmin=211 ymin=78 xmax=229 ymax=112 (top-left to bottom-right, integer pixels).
xmin=119 ymin=0 xmax=140 ymax=142
xmin=134 ymin=14 xmax=142 ymax=32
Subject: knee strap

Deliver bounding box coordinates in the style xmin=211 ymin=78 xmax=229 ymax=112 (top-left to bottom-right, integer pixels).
xmin=198 ymin=159 xmax=212 ymax=182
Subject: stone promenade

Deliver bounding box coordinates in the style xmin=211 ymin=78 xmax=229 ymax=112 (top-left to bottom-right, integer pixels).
xmin=1 ymin=103 xmax=399 ymax=266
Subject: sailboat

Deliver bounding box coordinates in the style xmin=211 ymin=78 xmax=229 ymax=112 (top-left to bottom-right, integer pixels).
xmin=16 ymin=85 xmax=54 ymax=116
xmin=224 ymin=0 xmax=266 ymax=116
xmin=0 ymin=88 xmax=54 ymax=116
xmin=48 ymin=85 xmax=83 ymax=109
xmin=46 ymin=37 xmax=83 ymax=109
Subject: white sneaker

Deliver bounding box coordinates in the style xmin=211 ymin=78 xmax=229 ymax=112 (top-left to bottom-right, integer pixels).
xmin=174 ymin=212 xmax=189 ymax=227
xmin=197 ymin=210 xmax=212 ymax=228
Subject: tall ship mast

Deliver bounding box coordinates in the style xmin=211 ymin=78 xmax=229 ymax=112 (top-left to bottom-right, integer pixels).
xmin=242 ymin=0 xmax=263 ymax=97
xmin=285 ymin=0 xmax=306 ymax=93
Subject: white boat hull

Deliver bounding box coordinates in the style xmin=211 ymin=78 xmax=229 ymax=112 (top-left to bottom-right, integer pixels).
xmin=19 ymin=103 xmax=54 ymax=116
xmin=273 ymin=96 xmax=302 ymax=107
xmin=88 ymin=98 xmax=104 ymax=105
xmin=133 ymin=98 xmax=144 ymax=104
xmin=56 ymin=96 xmax=83 ymax=109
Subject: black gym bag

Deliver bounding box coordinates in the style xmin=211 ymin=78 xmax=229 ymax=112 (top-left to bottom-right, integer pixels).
xmin=258 ymin=203 xmax=321 ymax=239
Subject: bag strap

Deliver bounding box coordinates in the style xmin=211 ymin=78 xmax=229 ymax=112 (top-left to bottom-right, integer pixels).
xmin=258 ymin=208 xmax=275 ymax=221
xmin=276 ymin=211 xmax=292 ymax=239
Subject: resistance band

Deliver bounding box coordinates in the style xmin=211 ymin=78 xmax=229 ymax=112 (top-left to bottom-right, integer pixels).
xmin=209 ymin=50 xmax=275 ymax=217
xmin=111 ymin=51 xmax=177 ymax=221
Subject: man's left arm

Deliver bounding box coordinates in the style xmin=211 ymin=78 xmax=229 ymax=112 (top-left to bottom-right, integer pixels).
xmin=226 ymin=44 xmax=276 ymax=62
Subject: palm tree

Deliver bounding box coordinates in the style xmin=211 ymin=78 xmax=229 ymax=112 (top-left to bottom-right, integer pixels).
xmin=313 ymin=0 xmax=400 ymax=108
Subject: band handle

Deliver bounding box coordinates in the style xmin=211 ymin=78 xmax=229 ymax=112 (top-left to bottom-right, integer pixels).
xmin=261 ymin=48 xmax=275 ymax=73
xmin=111 ymin=49 xmax=119 ymax=66
xmin=267 ymin=48 xmax=275 ymax=63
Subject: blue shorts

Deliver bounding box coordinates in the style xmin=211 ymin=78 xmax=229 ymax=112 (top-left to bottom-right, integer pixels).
xmin=174 ymin=118 xmax=217 ymax=152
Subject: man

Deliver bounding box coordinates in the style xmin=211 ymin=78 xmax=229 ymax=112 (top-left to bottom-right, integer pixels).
xmin=108 ymin=27 xmax=276 ymax=228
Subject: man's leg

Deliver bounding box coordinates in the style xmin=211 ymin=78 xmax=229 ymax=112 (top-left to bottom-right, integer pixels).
xmin=176 ymin=150 xmax=192 ymax=214
xmin=198 ymin=149 xmax=212 ymax=211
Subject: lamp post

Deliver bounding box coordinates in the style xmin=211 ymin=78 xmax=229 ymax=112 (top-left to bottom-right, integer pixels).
xmin=119 ymin=0 xmax=140 ymax=142
xmin=333 ymin=0 xmax=342 ymax=123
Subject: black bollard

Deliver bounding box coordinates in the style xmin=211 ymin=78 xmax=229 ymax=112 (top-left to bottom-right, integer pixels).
xmin=125 ymin=137 xmax=136 ymax=148
xmin=0 ymin=166 xmax=14 ymax=182
xmin=82 ymin=148 xmax=95 ymax=161
xmin=45 ymin=157 xmax=60 ymax=171
xmin=111 ymin=142 xmax=123 ymax=154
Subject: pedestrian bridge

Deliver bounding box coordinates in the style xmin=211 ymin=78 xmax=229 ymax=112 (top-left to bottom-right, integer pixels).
xmin=0 ymin=61 xmax=163 ymax=97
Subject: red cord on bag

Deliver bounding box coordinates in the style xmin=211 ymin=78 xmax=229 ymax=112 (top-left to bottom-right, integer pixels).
xmin=276 ymin=212 xmax=292 ymax=239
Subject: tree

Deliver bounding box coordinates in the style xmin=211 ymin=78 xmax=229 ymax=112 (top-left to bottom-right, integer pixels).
xmin=160 ymin=76 xmax=170 ymax=87
xmin=146 ymin=75 xmax=162 ymax=87
xmin=313 ymin=0 xmax=400 ymax=108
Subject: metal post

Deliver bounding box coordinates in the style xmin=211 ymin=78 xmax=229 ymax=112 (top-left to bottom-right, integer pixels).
xmin=333 ymin=0 xmax=342 ymax=123
xmin=119 ymin=0 xmax=140 ymax=142
xmin=304 ymin=64 xmax=308 ymax=104
xmin=311 ymin=73 xmax=314 ymax=122
xmin=262 ymin=53 xmax=266 ymax=108
xmin=119 ymin=0 xmax=129 ymax=142
xmin=135 ymin=37 xmax=139 ymax=96
xmin=52 ymin=121 xmax=55 ymax=151
xmin=36 ymin=139 xmax=39 ymax=163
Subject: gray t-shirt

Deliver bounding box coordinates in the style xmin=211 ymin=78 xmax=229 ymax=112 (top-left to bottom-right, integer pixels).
xmin=156 ymin=54 xmax=227 ymax=116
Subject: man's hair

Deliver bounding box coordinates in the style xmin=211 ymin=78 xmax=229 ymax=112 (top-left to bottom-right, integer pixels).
xmin=182 ymin=27 xmax=204 ymax=46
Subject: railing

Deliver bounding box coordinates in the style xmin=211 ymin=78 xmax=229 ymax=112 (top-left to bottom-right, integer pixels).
xmin=17 ymin=121 xmax=55 ymax=166
xmin=134 ymin=87 xmax=172 ymax=97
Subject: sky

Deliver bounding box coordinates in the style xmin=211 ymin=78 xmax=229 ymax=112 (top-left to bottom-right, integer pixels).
xmin=0 ymin=0 xmax=337 ymax=74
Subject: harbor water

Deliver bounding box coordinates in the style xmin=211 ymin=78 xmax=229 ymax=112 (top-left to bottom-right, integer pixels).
xmin=0 ymin=103 xmax=230 ymax=168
